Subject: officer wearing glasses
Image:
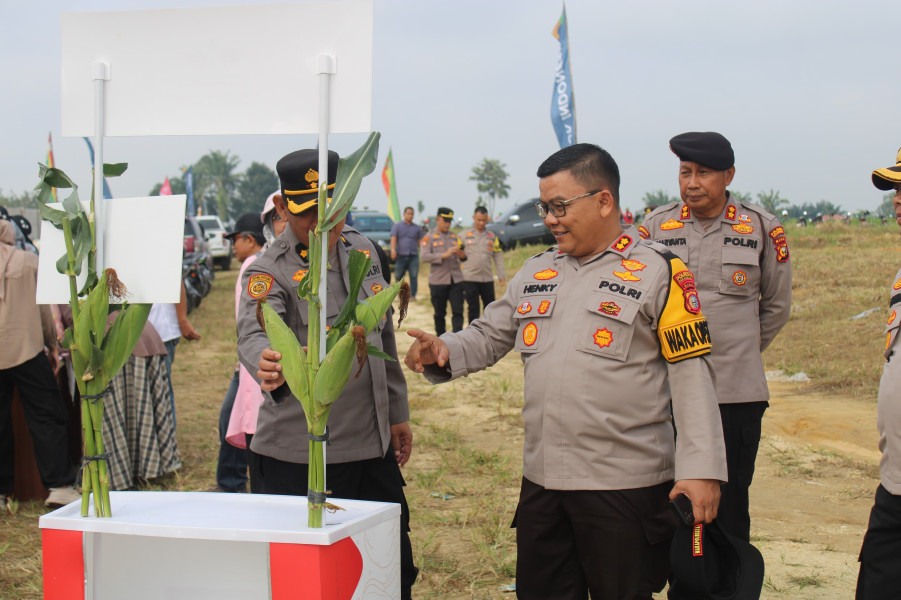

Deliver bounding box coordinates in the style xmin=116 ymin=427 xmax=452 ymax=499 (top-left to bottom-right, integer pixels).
xmin=405 ymin=143 xmax=726 ymax=600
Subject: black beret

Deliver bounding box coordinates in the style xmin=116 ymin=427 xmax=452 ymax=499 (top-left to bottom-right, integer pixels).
xmin=437 ymin=207 xmax=454 ymax=219
xmin=669 ymin=132 xmax=735 ymax=171
xmin=276 ymin=149 xmax=339 ymax=215
xmin=872 ymin=148 xmax=901 ymax=191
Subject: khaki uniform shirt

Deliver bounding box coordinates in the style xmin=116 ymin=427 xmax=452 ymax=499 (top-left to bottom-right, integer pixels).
xmin=0 ymin=223 xmax=55 ymax=370
xmin=641 ymin=197 xmax=792 ymax=404
xmin=236 ymin=226 xmax=409 ymax=464
xmin=421 ymin=230 xmax=465 ymax=285
xmin=877 ymin=268 xmax=901 ymax=494
xmin=424 ymin=228 xmax=727 ymax=490
xmin=460 ymin=228 xmax=506 ymax=283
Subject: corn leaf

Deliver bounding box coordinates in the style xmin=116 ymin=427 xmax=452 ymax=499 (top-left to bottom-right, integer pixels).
xmin=354 ymin=280 xmax=402 ymax=335
xmin=38 ymin=164 xmax=78 ymax=190
xmin=366 ymin=343 xmax=394 ymax=362
xmin=103 ymin=163 xmax=128 ymax=177
xmin=330 ymin=251 xmax=371 ymax=332
xmin=99 ymin=303 xmax=151 ymax=385
xmin=312 ymin=329 xmax=355 ymax=407
xmin=321 ymin=132 xmax=381 ymax=231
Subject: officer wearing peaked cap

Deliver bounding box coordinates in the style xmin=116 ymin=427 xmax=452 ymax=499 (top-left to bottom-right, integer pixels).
xmin=642 ymin=131 xmax=792 ymax=546
xmin=856 ymin=148 xmax=901 ymax=600
xmin=236 ymin=148 xmax=418 ymax=597
xmin=406 ymin=143 xmax=726 ymax=599
xmin=421 ymin=206 xmax=466 ymax=335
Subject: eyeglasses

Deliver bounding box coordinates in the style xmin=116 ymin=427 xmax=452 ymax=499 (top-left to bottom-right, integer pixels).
xmin=535 ymin=190 xmax=601 ymax=218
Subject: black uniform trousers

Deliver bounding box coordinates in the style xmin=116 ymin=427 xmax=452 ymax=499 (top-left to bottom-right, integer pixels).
xmin=462 ymin=280 xmax=496 ymax=324
xmin=429 ymin=282 xmax=464 ymax=335
xmin=513 ymin=477 xmax=674 ymax=600
xmin=717 ymin=401 xmax=768 ymax=541
xmin=0 ymin=352 xmax=75 ymax=494
xmin=251 ymin=448 xmax=418 ymax=599
xmin=857 ymin=484 xmax=901 ymax=599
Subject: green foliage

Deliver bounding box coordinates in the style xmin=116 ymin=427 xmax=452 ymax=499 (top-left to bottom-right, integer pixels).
xmin=730 ymin=190 xmax=752 ymax=204
xmin=641 ymin=189 xmax=678 ymax=210
xmin=469 ymin=158 xmax=510 ymax=219
xmin=195 ymin=150 xmax=241 ymax=220
xmin=877 ymin=193 xmax=896 ymax=218
xmin=323 ymin=132 xmax=381 ymax=232
xmin=234 ymin=161 xmax=279 ymax=216
xmin=757 ymin=188 xmax=789 ymax=213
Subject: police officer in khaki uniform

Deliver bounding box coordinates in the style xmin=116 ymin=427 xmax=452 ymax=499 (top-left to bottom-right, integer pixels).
xmin=461 ymin=206 xmax=507 ymax=323
xmin=405 ymin=143 xmax=727 ymax=600
xmin=641 ymin=132 xmax=792 ymax=544
xmin=856 ymin=148 xmax=901 ymax=599
xmin=421 ymin=207 xmax=466 ymax=335
xmin=236 ymin=149 xmax=417 ymax=598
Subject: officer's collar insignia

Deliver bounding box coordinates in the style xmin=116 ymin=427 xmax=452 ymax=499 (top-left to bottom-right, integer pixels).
xmin=533 ymin=268 xmax=558 ymax=280
xmin=613 ymin=269 xmax=640 ymax=282
xmin=341 ymin=235 xmax=351 ymax=247
xmin=661 ymin=219 xmax=684 ymax=231
xmin=612 ymin=234 xmax=633 ymax=253
xmin=593 ymin=328 xmax=614 ymax=349
xmin=621 ymin=258 xmax=646 ymax=272
xmin=292 ymin=269 xmax=308 ymax=282
xmin=731 ymin=223 xmax=754 ymax=234
xmin=680 ymin=205 xmax=691 ymax=220
xmin=637 ymin=225 xmax=650 ymax=239
xmin=295 ymin=243 xmax=309 ymax=260
xmin=725 ymin=205 xmax=737 ymax=221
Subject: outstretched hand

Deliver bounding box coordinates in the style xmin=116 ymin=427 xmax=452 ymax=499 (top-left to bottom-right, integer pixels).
xmin=257 ymin=347 xmax=284 ymax=392
xmin=404 ymin=329 xmax=449 ymax=373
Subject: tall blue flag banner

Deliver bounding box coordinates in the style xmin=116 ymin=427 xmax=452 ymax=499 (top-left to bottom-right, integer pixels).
xmin=551 ymin=5 xmax=577 ymax=148
xmin=184 ymin=166 xmax=195 ymax=216
xmin=81 ymin=137 xmax=114 ymax=199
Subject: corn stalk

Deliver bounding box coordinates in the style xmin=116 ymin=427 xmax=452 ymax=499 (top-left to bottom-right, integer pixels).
xmin=257 ymin=132 xmax=411 ymax=527
xmin=35 ymin=163 xmax=150 ymax=517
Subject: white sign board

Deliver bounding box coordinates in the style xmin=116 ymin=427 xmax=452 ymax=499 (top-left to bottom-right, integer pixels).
xmin=61 ymin=1 xmax=373 ymax=137
xmin=36 ymin=196 xmax=186 ymax=304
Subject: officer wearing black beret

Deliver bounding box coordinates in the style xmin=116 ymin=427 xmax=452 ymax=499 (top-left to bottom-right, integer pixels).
xmin=642 ymin=131 xmax=793 ymax=548
xmin=237 ymin=148 xmax=418 ymax=597
xmin=420 ymin=207 xmax=466 ymax=335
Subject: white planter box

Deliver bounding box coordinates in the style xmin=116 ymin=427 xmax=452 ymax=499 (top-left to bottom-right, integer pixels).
xmin=40 ymin=491 xmax=401 ymax=600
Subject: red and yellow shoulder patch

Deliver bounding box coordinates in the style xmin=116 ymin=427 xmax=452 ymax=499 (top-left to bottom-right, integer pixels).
xmin=638 ymin=225 xmax=650 ymax=239
xmin=680 ymin=205 xmax=691 ymax=220
xmin=769 ymin=226 xmax=790 ymax=263
xmin=657 ymin=257 xmax=711 ymax=364
xmin=725 ymin=205 xmax=737 ymax=221
xmin=612 ymin=234 xmax=633 ymax=252
xmin=248 ymin=273 xmax=274 ymax=298
xmin=534 ymin=268 xmax=558 ymax=280
xmin=661 ymin=219 xmax=684 ymax=231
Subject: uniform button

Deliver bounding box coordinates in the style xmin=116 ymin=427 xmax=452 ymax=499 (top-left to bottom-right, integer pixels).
xmin=280 ymin=242 xmax=287 ymax=248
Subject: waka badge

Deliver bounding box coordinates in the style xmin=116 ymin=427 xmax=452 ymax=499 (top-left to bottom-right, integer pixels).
xmin=613 ymin=270 xmax=641 ymax=282
xmin=248 ymin=274 xmax=274 ymax=298
xmin=517 ymin=301 xmax=533 ymax=315
xmin=538 ymin=300 xmax=551 ymax=314
xmin=371 ymin=283 xmax=383 ymax=293
xmin=522 ymin=322 xmax=538 ymax=347
xmin=731 ymin=223 xmax=754 ymax=234
xmin=680 ymin=205 xmax=691 ymax=220
xmin=612 ymin=235 xmax=633 ymax=252
xmin=732 ymin=270 xmax=747 ymax=286
xmin=638 ymin=225 xmax=650 ymax=239
xmin=593 ymin=328 xmax=613 ymax=349
xmin=726 ymin=205 xmax=737 ymax=221
xmin=599 ymin=301 xmax=621 ymax=316
xmin=621 ymin=258 xmax=646 ymax=271
xmin=661 ymin=219 xmax=684 ymax=230
xmin=534 ymin=268 xmax=558 ymax=280
xmin=673 ymin=270 xmax=701 ymax=314
xmin=292 ymin=269 xmax=308 ymax=282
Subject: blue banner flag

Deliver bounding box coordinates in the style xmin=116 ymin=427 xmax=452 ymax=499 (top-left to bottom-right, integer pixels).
xmin=184 ymin=166 xmax=195 ymax=216
xmin=81 ymin=137 xmax=114 ymax=199
xmin=551 ymin=5 xmax=577 ymax=148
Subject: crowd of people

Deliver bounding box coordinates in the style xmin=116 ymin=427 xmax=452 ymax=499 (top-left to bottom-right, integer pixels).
xmin=3 ymin=135 xmax=900 ymax=599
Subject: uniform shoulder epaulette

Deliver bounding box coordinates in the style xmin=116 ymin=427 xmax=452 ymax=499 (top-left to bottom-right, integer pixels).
xmin=734 ymin=198 xmax=778 ymax=222
xmin=640 ymin=238 xmax=678 ymax=262
xmin=645 ymin=200 xmax=681 ymax=220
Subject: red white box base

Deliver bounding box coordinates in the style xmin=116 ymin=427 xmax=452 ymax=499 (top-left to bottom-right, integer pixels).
xmin=39 ymin=491 xmax=401 ymax=599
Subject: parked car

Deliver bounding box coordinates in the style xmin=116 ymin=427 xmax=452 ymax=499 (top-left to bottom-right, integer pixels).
xmin=184 ymin=216 xmax=210 ymax=258
xmin=195 ymin=215 xmax=232 ymax=270
xmin=487 ymin=199 xmax=555 ymax=250
xmin=183 ymin=217 xmax=214 ymax=309
xmin=348 ymin=209 xmax=395 ymax=261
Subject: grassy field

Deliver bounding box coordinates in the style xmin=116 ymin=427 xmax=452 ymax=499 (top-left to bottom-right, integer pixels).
xmin=0 ymin=220 xmax=898 ymax=598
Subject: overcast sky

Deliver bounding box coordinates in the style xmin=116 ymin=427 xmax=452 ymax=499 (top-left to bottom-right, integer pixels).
xmin=1 ymin=0 xmax=898 ymax=223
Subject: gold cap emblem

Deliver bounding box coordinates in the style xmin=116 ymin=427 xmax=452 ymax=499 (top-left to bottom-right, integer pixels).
xmin=304 ymin=168 xmax=319 ymax=188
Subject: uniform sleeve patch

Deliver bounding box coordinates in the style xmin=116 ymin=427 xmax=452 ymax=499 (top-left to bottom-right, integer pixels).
xmin=658 ymin=257 xmax=712 ymax=363
xmin=661 ymin=219 xmax=684 ymax=230
xmin=248 ymin=273 xmax=274 ymax=298
xmin=638 ymin=225 xmax=650 ymax=239
xmin=673 ymin=270 xmax=701 ymax=314
xmin=769 ymin=226 xmax=790 ymax=262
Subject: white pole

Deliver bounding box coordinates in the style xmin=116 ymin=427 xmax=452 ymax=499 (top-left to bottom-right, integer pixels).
xmin=316 ymin=53 xmax=335 ymax=484
xmin=92 ymin=61 xmax=110 ymax=274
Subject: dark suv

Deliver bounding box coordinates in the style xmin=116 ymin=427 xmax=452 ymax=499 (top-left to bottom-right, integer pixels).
xmin=349 ymin=209 xmax=395 ymax=260
xmin=487 ymin=199 xmax=554 ymax=250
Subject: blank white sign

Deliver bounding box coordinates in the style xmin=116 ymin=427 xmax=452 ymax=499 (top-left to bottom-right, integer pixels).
xmin=60 ymin=1 xmax=373 ymax=137
xmin=37 ymin=195 xmax=186 ymax=304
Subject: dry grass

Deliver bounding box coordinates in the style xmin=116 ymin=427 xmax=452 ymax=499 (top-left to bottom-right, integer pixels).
xmin=1 ymin=221 xmax=898 ymax=598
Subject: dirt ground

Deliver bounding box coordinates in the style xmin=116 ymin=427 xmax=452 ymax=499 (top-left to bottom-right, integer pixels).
xmin=397 ymin=291 xmax=881 ymax=599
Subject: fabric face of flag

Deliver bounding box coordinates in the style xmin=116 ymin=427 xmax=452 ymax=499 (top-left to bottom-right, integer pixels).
xmin=184 ymin=166 xmax=195 ymax=215
xmin=551 ymin=6 xmax=577 ymax=149
xmin=160 ymin=176 xmax=173 ymax=196
xmin=382 ymin=150 xmax=400 ymax=222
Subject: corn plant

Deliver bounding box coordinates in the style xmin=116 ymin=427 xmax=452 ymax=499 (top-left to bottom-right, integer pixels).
xmin=256 ymin=132 xmax=410 ymax=527
xmin=35 ymin=163 xmax=151 ymax=517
